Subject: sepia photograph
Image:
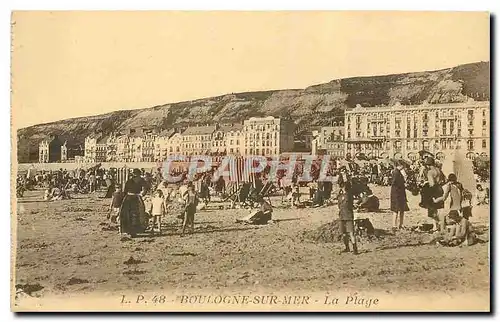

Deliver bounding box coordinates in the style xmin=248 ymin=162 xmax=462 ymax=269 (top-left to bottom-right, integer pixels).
xmin=10 ymin=11 xmax=490 ymax=312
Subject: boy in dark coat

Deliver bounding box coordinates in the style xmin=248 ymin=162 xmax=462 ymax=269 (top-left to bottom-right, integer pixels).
xmin=337 ymin=178 xmax=358 ymax=255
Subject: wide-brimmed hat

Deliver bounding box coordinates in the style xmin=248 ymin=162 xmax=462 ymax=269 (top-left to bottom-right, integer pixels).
xmin=132 ymin=168 xmax=142 ymax=176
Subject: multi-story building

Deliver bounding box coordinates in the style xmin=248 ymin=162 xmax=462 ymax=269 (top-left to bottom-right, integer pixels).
xmin=210 ymin=124 xmax=244 ymax=155
xmin=115 ymin=134 xmax=130 ymax=162
xmin=344 ymin=99 xmax=490 ymax=160
xmin=128 ymin=129 xmax=145 ymax=162
xmin=223 ymin=124 xmax=244 ymax=156
xmin=154 ymin=129 xmax=178 ymax=162
xmin=39 ymin=134 xmax=62 ymax=163
xmin=243 ymin=116 xmax=295 ymax=156
xmin=84 ymin=134 xmax=112 ymax=163
xmin=141 ymin=129 xmax=158 ymax=162
xmin=181 ymin=125 xmax=216 ymax=156
xmin=84 ymin=135 xmax=98 ymax=163
xmin=104 ymin=134 xmax=118 ymax=162
xmin=17 ymin=135 xmax=31 ymax=163
xmin=316 ymin=122 xmax=345 ymax=158
xmin=61 ymin=139 xmax=84 ymax=162
xmin=168 ymin=132 xmax=183 ymax=156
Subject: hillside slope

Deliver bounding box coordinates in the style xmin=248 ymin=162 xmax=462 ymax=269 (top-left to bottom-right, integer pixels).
xmin=17 ymin=61 xmax=489 ymax=148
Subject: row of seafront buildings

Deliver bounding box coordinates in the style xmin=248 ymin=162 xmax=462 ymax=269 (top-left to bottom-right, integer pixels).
xmin=18 ymin=99 xmax=490 ymax=164
xmin=83 ymin=116 xmax=296 ymax=163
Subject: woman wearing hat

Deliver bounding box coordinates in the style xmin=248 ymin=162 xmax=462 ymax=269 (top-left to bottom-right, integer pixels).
xmin=119 ymin=168 xmax=148 ymax=238
xmin=390 ymin=160 xmax=409 ymax=230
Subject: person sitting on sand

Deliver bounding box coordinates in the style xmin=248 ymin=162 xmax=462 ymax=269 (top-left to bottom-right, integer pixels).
xmin=256 ymin=197 xmax=273 ymax=224
xmin=356 ymin=190 xmax=380 ymax=212
xmin=476 ymin=184 xmax=488 ymax=206
xmin=438 ymin=210 xmax=476 ymax=247
xmin=235 ymin=197 xmax=273 ymax=225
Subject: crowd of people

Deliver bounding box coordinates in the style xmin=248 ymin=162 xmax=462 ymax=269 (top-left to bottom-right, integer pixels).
xmin=16 ymin=151 xmax=489 ymax=250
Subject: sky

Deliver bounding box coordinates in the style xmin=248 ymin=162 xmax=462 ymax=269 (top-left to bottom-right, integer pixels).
xmin=11 ymin=11 xmax=490 ymax=129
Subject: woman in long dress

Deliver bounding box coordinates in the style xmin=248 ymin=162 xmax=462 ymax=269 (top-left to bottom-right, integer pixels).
xmin=119 ymin=168 xmax=148 ymax=238
xmin=390 ymin=161 xmax=409 ymax=230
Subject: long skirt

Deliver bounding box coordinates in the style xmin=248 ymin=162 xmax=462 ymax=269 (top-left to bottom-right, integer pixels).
xmin=119 ymin=195 xmax=147 ymax=236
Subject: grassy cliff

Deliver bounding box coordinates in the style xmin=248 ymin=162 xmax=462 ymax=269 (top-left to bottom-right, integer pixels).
xmin=18 ymin=61 xmax=489 ymax=150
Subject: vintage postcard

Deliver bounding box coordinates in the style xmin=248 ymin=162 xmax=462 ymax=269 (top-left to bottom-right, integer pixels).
xmin=11 ymin=11 xmax=490 ymax=312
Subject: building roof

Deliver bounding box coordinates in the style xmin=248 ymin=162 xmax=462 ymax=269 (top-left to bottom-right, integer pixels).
xmin=158 ymin=128 xmax=176 ymax=138
xmin=182 ymin=125 xmax=216 ymax=136
xmin=96 ymin=135 xmax=110 ymax=144
xmin=60 ymin=137 xmax=84 ymax=147
xmin=219 ymin=124 xmax=243 ymax=133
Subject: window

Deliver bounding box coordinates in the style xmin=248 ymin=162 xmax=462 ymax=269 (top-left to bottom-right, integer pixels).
xmin=467 ymin=140 xmax=474 ymax=150
xmin=482 ymin=140 xmax=487 ymax=148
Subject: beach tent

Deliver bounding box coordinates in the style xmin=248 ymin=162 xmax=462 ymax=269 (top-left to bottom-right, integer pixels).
xmin=440 ymin=149 xmax=476 ymax=193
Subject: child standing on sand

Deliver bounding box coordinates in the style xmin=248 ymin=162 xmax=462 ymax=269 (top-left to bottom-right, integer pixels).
xmin=337 ymin=178 xmax=358 ymax=255
xmin=109 ymin=185 xmax=123 ymax=225
xmin=149 ymin=189 xmax=166 ymax=235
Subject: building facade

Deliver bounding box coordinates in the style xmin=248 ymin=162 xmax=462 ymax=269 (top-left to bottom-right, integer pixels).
xmin=17 ymin=135 xmax=31 ymax=163
xmin=61 ymin=140 xmax=84 ymax=162
xmin=243 ymin=116 xmax=295 ymax=156
xmin=181 ymin=125 xmax=216 ymax=156
xmin=316 ymin=122 xmax=345 ymax=158
xmin=211 ymin=124 xmax=244 ymax=155
xmin=39 ymin=135 xmax=63 ymax=163
xmin=344 ymin=100 xmax=490 ymax=160
xmin=81 ymin=117 xmax=299 ymax=162
xmin=141 ymin=130 xmax=158 ymax=162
